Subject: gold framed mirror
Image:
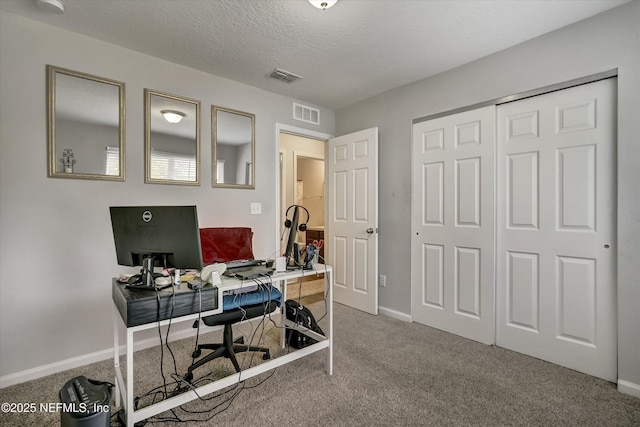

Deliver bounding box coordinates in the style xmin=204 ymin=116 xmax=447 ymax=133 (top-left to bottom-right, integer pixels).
xmin=145 ymin=89 xmax=200 ymax=185
xmin=47 ymin=65 xmax=125 ymax=180
xmin=212 ymin=106 xmax=255 ymax=189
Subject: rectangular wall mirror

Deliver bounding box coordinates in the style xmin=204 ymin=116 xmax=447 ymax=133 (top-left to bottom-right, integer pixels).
xmin=47 ymin=65 xmax=125 ymax=180
xmin=212 ymin=106 xmax=255 ymax=189
xmin=145 ymin=89 xmax=200 ymax=185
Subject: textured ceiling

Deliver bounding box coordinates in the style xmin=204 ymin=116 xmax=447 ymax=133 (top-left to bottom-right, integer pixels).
xmin=0 ymin=0 xmax=630 ymax=110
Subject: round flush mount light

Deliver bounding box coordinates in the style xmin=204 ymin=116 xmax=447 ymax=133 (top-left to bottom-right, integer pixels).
xmin=308 ymin=0 xmax=338 ymax=10
xmin=36 ymin=0 xmax=65 ymax=14
xmin=161 ymin=110 xmax=185 ymax=124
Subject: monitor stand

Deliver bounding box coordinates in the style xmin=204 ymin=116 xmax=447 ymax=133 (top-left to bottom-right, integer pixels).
xmin=125 ymin=256 xmax=172 ymax=291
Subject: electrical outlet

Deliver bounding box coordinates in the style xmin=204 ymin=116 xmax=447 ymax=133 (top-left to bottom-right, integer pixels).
xmin=379 ymin=274 xmax=386 ymax=288
xmin=250 ymin=203 xmax=262 ymax=215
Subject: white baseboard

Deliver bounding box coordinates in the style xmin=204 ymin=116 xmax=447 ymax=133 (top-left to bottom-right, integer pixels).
xmin=618 ymin=379 xmax=640 ymax=398
xmin=0 ymin=348 xmax=113 ymax=389
xmin=0 ymin=327 xmax=199 ymax=389
xmin=378 ymin=305 xmax=411 ymax=322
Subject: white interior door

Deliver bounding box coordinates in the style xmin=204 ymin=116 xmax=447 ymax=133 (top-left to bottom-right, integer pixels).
xmin=327 ymin=128 xmax=378 ymax=315
xmin=411 ymin=107 xmax=495 ymax=344
xmin=496 ymin=78 xmax=617 ymax=381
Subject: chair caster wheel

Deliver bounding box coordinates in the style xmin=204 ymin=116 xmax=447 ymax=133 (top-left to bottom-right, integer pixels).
xmin=263 ymin=352 xmax=271 ymax=360
xmin=192 ymin=349 xmax=201 ymax=358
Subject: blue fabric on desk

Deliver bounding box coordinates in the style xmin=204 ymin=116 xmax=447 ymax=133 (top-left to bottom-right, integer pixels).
xmin=222 ymin=287 xmax=282 ymax=311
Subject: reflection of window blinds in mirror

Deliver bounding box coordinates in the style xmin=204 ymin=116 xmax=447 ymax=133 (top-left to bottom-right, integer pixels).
xmin=151 ymin=150 xmax=196 ymax=181
xmin=293 ymin=103 xmax=320 ymax=125
xmin=217 ymin=160 xmax=225 ymax=184
xmin=245 ymin=162 xmax=251 ymax=186
xmin=105 ymin=146 xmax=119 ymax=176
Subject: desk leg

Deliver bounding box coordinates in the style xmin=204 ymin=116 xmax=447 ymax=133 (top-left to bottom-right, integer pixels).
xmin=125 ymin=328 xmax=134 ymax=427
xmin=280 ymin=279 xmax=286 ymax=348
xmin=112 ymin=305 xmax=120 ymax=408
xmin=327 ymin=268 xmax=333 ymax=375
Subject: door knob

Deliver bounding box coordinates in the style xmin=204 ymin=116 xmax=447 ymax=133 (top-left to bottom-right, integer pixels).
xmin=366 ymin=228 xmax=374 ymax=234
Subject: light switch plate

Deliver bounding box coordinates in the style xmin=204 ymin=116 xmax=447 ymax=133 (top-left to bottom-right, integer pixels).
xmin=250 ymin=203 xmax=262 ymax=215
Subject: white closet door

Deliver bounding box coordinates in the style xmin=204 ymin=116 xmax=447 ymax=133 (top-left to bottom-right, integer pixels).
xmin=411 ymin=106 xmax=495 ymax=344
xmin=496 ymin=78 xmax=617 ymax=381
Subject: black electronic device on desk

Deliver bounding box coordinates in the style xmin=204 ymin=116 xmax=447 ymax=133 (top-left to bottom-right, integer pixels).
xmin=283 ymin=204 xmax=309 ymax=270
xmin=109 ymin=205 xmax=204 ymax=290
xmin=112 ymin=279 xmax=219 ymax=327
xmin=223 ymin=265 xmax=274 ymax=281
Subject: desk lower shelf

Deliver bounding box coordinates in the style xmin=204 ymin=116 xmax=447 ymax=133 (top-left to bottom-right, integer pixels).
xmin=112 ymin=280 xmax=219 ymax=327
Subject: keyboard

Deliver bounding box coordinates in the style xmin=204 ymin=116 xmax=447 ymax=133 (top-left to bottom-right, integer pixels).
xmin=225 ymin=259 xmax=264 ymax=269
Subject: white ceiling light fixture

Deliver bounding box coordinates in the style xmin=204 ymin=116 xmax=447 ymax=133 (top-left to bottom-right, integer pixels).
xmin=161 ymin=110 xmax=185 ymax=124
xmin=308 ymin=0 xmax=337 ymax=10
xmin=36 ymin=0 xmax=65 ymax=13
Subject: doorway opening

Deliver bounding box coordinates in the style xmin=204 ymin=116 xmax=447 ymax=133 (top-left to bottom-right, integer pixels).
xmin=277 ymin=126 xmax=330 ymax=304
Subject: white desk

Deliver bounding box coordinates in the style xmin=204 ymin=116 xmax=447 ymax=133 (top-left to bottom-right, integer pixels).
xmin=112 ymin=265 xmax=333 ymax=427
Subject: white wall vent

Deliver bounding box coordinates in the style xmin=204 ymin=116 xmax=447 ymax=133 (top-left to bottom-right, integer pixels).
xmin=293 ymin=103 xmax=320 ymax=125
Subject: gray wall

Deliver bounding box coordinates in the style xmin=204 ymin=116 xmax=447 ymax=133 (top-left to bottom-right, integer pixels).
xmin=336 ymin=2 xmax=640 ymax=390
xmin=0 ymin=11 xmax=334 ymax=383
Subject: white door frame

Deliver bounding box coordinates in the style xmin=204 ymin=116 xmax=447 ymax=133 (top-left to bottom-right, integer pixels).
xmin=275 ymin=124 xmax=332 ymax=257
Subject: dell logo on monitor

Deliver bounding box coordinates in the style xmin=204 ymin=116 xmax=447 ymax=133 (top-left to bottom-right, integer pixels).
xmin=142 ymin=210 xmax=153 ymax=223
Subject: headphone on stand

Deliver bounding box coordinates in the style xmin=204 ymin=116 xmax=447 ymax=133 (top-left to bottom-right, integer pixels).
xmin=284 ymin=204 xmax=310 ymax=232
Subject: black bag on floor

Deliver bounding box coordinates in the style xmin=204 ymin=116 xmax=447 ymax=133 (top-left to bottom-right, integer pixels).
xmin=285 ymin=299 xmax=324 ymax=349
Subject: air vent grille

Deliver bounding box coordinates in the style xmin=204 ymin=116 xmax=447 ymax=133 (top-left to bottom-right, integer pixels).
xmin=293 ymin=103 xmax=320 ymax=125
xmin=268 ymin=68 xmax=302 ymax=84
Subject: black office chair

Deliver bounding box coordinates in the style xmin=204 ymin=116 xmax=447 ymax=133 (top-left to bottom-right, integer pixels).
xmin=184 ymin=300 xmax=279 ymax=383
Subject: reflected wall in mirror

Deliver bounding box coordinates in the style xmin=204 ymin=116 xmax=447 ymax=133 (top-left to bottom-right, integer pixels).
xmin=145 ymin=89 xmax=200 ymax=185
xmin=212 ymin=106 xmax=255 ymax=189
xmin=47 ymin=65 xmax=125 ymax=180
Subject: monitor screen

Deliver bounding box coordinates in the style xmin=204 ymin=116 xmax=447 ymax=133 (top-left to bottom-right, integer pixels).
xmin=110 ymin=205 xmax=203 ymax=271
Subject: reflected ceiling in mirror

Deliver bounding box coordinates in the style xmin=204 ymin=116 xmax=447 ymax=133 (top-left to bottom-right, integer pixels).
xmin=145 ymin=89 xmax=200 ymax=185
xmin=47 ymin=65 xmax=125 ymax=180
xmin=212 ymin=106 xmax=255 ymax=189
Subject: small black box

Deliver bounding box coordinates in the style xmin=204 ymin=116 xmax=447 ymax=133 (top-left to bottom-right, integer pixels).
xmin=112 ymin=279 xmax=219 ymax=327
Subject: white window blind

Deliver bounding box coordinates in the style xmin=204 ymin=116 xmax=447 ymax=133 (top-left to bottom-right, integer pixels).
xmin=105 ymin=146 xmax=120 ymax=175
xmin=216 ymin=160 xmax=225 ymax=184
xmin=151 ymin=150 xmax=197 ymax=181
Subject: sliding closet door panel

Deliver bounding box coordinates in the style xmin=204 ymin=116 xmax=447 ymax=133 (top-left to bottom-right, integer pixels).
xmin=496 ymin=78 xmax=616 ymax=381
xmin=412 ymin=106 xmax=495 ymax=344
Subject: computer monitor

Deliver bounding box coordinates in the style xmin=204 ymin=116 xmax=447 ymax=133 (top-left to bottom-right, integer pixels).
xmin=110 ymin=205 xmax=203 ymax=288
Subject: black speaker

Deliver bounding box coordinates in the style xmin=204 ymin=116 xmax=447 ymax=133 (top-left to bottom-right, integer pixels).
xmin=284 ymin=205 xmax=309 ymax=232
